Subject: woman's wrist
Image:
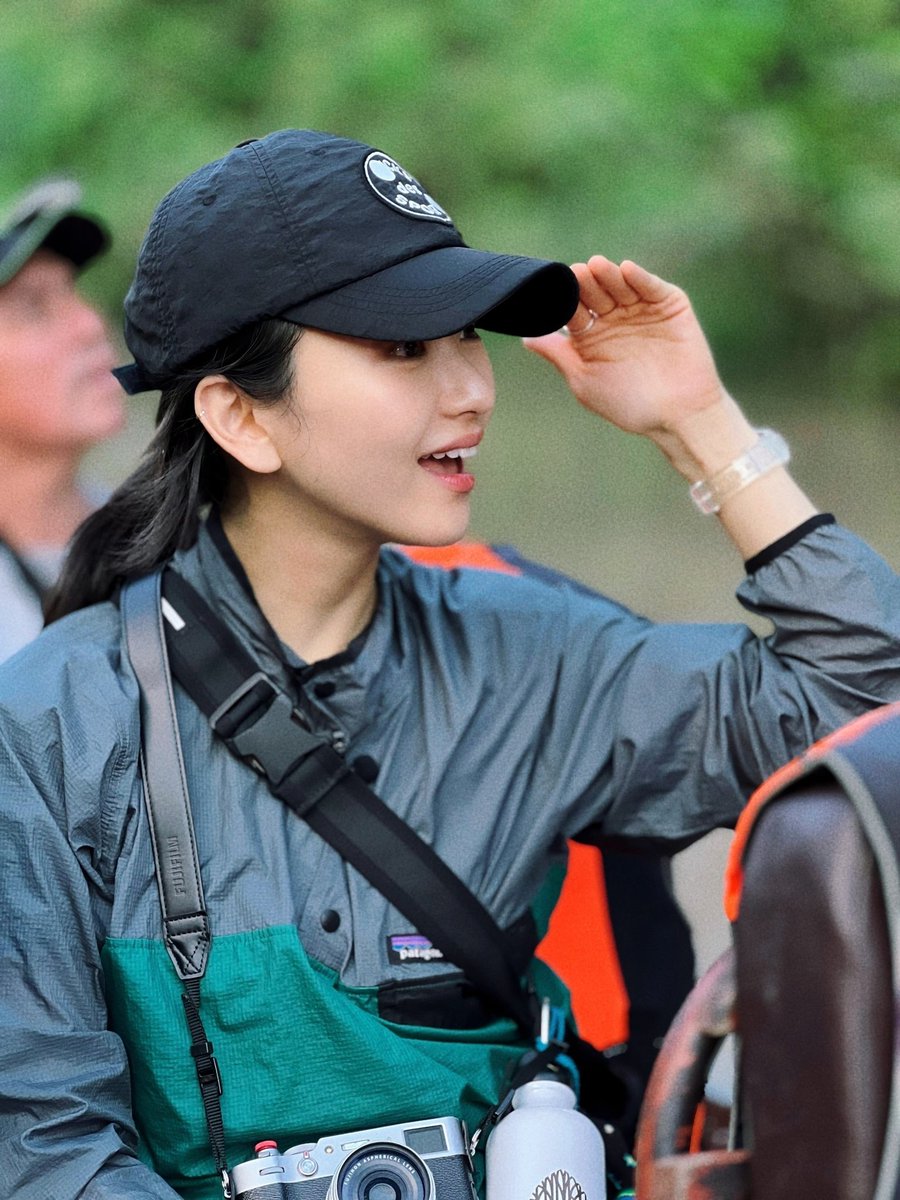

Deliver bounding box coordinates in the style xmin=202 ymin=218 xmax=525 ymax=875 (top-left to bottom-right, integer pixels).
xmin=648 ymin=391 xmax=760 ymax=483
xmin=689 ymin=429 xmax=791 ymax=515
xmin=645 ymin=391 xmax=819 ymax=558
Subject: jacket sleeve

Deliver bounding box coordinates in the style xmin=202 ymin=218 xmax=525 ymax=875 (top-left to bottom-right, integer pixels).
xmin=0 ymin=635 xmax=181 ymax=1200
xmin=541 ymin=521 xmax=900 ymax=849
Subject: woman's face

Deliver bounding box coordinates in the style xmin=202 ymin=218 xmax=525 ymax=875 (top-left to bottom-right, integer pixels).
xmin=254 ymin=326 xmax=496 ymax=548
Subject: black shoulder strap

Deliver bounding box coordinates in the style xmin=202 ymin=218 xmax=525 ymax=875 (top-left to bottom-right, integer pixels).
xmin=122 ymin=572 xmax=210 ymax=981
xmin=121 ymin=572 xmax=230 ymax=1192
xmin=158 ymin=567 xmax=536 ymax=1035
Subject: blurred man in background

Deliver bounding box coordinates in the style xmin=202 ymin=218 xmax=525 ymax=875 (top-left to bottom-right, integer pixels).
xmin=0 ymin=179 xmax=124 ymax=662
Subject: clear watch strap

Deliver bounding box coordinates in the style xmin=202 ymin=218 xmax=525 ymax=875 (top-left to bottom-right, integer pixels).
xmin=689 ymin=428 xmax=790 ymax=515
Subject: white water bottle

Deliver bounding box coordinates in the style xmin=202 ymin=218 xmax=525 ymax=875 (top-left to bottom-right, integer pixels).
xmin=485 ymin=1078 xmax=606 ymax=1200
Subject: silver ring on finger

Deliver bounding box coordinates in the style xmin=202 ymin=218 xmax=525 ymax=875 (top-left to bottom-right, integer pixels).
xmin=564 ymin=308 xmax=599 ymax=337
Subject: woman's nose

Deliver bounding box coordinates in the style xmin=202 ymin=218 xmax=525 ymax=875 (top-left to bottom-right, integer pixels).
xmin=438 ymin=344 xmax=495 ymax=417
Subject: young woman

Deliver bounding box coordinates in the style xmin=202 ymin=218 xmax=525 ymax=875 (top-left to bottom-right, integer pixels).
xmin=2 ymin=129 xmax=899 ymax=1200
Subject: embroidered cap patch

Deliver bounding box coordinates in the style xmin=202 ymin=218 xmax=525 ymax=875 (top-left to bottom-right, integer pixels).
xmin=364 ymin=152 xmax=453 ymax=224
xmin=387 ymin=933 xmax=446 ymax=965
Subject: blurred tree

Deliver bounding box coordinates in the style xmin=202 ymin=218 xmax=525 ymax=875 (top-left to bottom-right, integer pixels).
xmin=1 ymin=0 xmax=897 ymax=402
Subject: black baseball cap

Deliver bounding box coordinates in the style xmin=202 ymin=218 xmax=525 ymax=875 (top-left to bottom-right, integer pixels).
xmin=113 ymin=129 xmax=580 ymax=394
xmin=0 ymin=178 xmax=108 ymax=287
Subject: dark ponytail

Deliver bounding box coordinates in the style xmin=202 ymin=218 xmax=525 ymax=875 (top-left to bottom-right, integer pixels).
xmin=45 ymin=318 xmax=302 ymax=623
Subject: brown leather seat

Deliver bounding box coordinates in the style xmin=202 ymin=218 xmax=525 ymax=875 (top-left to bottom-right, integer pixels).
xmin=735 ymin=773 xmax=893 ymax=1199
xmin=636 ymin=707 xmax=900 ymax=1200
xmin=634 ymin=774 xmax=894 ymax=1200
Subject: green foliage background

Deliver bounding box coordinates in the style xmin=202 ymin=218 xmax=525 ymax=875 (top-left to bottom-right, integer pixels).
xmin=2 ymin=0 xmax=899 ymax=616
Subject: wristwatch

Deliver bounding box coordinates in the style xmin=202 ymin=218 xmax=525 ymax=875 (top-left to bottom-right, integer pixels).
xmin=689 ymin=428 xmax=790 ymax=515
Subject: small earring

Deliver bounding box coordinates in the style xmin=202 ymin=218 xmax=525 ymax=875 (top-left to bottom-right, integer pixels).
xmin=199 ymin=409 xmax=207 ymax=418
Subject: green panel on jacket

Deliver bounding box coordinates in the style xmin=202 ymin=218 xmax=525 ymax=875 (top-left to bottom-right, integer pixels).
xmin=102 ymin=925 xmax=549 ymax=1200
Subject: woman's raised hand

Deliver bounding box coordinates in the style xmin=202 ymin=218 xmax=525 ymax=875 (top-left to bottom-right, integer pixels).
xmin=524 ymin=256 xmax=819 ymax=559
xmin=523 ymin=257 xmax=728 ymax=439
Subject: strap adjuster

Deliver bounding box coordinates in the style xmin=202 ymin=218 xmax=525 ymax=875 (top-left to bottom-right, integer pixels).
xmin=209 ymin=672 xmax=325 ymax=784
xmin=209 ymin=671 xmax=283 ymax=739
xmin=190 ymin=1041 xmax=223 ymax=1096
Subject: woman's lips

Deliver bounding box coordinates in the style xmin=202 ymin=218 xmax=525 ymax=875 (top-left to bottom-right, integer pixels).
xmin=418 ymin=453 xmax=476 ymax=493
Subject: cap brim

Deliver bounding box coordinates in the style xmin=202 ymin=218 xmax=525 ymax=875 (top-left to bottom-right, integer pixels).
xmin=42 ymin=213 xmax=108 ymax=271
xmin=280 ymin=246 xmax=580 ymax=341
xmin=0 ymin=203 xmax=107 ymax=286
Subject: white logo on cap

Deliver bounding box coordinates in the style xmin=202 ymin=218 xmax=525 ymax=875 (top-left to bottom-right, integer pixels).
xmin=363 ymin=152 xmax=453 ymax=224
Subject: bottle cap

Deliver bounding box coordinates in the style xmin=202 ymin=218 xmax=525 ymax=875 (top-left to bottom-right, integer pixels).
xmin=513 ymin=1079 xmax=578 ymax=1109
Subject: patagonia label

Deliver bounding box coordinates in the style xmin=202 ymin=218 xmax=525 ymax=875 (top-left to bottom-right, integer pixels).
xmin=387 ymin=933 xmax=446 ymax=965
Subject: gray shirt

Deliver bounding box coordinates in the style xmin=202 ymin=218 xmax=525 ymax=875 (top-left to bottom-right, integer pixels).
xmin=0 ymin=542 xmax=61 ymax=662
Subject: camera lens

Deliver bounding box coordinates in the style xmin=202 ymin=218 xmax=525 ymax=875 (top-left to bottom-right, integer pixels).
xmin=333 ymin=1142 xmax=431 ymax=1200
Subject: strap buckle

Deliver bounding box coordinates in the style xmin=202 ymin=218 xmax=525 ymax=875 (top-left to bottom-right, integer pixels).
xmin=190 ymin=1039 xmax=223 ymax=1097
xmin=209 ymin=671 xmax=285 ymax=737
xmin=209 ymin=672 xmax=324 ymax=784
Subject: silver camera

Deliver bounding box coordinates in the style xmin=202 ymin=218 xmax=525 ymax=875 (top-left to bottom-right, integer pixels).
xmin=230 ymin=1115 xmax=476 ymax=1200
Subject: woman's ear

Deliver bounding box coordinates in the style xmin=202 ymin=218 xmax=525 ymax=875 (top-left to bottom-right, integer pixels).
xmin=194 ymin=376 xmax=283 ymax=474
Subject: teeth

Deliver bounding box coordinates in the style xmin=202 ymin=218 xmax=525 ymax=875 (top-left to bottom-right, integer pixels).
xmin=431 ymin=446 xmax=478 ymax=460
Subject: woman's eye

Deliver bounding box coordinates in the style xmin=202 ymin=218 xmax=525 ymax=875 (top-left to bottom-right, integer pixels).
xmin=392 ymin=340 xmax=426 ymax=359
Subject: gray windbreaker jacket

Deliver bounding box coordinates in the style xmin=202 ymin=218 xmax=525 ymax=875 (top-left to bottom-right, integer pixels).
xmin=1 ymin=513 xmax=899 ymax=1199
